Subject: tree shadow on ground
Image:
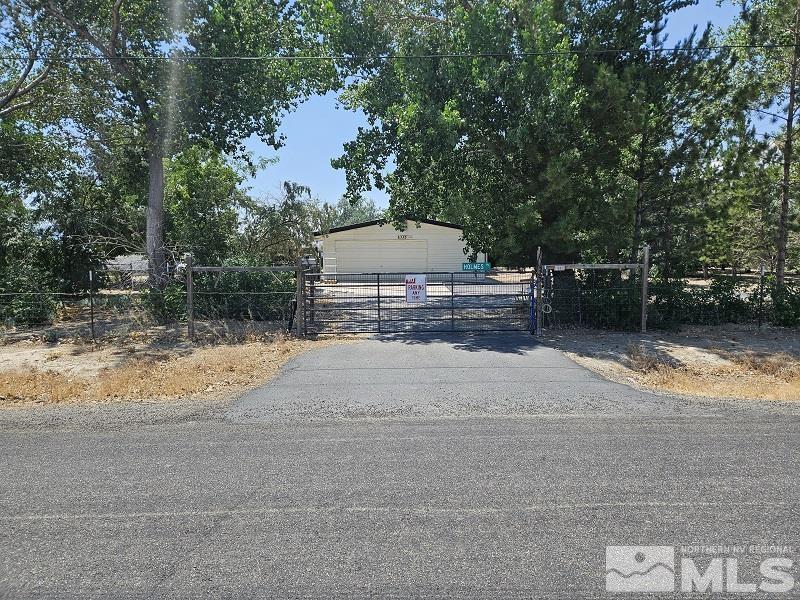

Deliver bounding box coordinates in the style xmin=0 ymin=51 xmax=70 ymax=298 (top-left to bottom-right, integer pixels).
xmin=372 ymin=331 xmax=540 ymax=354
xmin=541 ymin=326 xmax=800 ymax=373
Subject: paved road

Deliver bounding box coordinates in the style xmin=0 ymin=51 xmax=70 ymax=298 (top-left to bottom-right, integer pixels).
xmin=1 ymin=334 xmax=799 ymax=598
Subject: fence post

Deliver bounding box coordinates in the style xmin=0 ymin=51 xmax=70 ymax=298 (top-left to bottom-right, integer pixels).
xmin=450 ymin=272 xmax=455 ymax=331
xmin=89 ymin=270 xmax=95 ymax=343
xmin=535 ymin=246 xmax=543 ymax=336
xmin=377 ymin=273 xmax=382 ymax=333
xmin=640 ymin=243 xmax=649 ymax=333
xmin=186 ymin=254 xmax=194 ymax=341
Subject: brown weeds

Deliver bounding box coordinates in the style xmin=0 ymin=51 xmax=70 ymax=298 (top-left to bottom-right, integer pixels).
xmin=0 ymin=336 xmax=344 ymax=405
xmin=625 ymin=344 xmax=800 ymax=401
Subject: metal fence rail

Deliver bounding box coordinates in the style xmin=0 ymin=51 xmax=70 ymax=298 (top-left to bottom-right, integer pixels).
xmin=303 ymin=271 xmax=534 ymax=334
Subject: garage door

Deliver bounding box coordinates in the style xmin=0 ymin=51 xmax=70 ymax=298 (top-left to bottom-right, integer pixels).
xmin=335 ymin=240 xmax=428 ymax=272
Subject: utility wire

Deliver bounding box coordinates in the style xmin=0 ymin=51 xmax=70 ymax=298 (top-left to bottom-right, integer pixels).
xmin=0 ymin=44 xmax=796 ymax=62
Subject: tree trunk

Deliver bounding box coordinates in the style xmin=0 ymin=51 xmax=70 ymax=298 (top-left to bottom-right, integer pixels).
xmin=146 ymin=135 xmax=167 ymax=288
xmin=633 ymin=178 xmax=644 ymax=261
xmin=632 ymin=117 xmax=649 ymax=263
xmin=777 ymin=7 xmax=800 ymax=285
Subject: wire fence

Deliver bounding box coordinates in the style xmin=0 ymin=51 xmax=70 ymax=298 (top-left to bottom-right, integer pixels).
xmin=188 ymin=265 xmax=297 ymax=340
xmin=0 ymin=264 xmax=299 ymax=343
xmin=540 ymin=269 xmax=643 ymax=331
xmin=2 ymin=261 xmax=799 ymax=343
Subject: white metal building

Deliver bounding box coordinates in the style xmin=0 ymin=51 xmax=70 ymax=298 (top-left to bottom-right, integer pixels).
xmin=313 ymin=218 xmax=487 ymax=275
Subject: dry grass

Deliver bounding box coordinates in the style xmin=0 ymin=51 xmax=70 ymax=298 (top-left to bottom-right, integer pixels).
xmin=625 ymin=343 xmax=800 ymax=401
xmin=0 ymin=335 xmax=347 ymax=406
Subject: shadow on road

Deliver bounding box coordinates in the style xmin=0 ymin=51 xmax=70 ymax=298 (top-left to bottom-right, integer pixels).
xmin=373 ymin=331 xmax=540 ymax=354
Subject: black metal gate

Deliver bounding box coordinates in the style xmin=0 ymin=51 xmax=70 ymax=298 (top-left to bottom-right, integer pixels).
xmin=302 ymin=271 xmax=534 ymax=334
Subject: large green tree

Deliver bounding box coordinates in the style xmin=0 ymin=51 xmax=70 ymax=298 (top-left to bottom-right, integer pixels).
xmin=333 ymin=0 xmax=584 ymax=264
xmin=14 ymin=0 xmax=339 ymax=284
xmin=331 ymin=0 xmax=738 ymax=267
xmin=728 ymin=0 xmax=800 ymax=283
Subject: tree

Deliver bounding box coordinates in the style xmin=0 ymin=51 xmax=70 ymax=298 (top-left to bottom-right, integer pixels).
xmin=323 ymin=195 xmax=383 ymax=228
xmin=332 ymin=0 xmax=584 ymax=264
xmin=331 ymin=0 xmax=738 ymax=268
xmin=236 ymin=181 xmax=327 ymax=264
xmin=730 ymin=0 xmax=800 ymax=284
xmin=164 ymin=145 xmax=246 ymax=265
xmin=25 ymin=0 xmax=339 ymax=285
xmin=0 ymin=0 xmax=64 ymax=117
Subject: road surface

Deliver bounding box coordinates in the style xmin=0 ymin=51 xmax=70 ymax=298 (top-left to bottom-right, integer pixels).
xmin=1 ymin=334 xmax=798 ymax=598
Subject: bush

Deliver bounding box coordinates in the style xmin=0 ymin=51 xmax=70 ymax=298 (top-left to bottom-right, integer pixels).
xmin=768 ymin=282 xmax=800 ymax=327
xmin=193 ymin=269 xmax=295 ymax=322
xmin=647 ymin=277 xmax=757 ymax=329
xmin=544 ymin=272 xmax=640 ymax=330
xmin=0 ymin=269 xmax=57 ymax=327
xmin=142 ymin=279 xmax=187 ymax=322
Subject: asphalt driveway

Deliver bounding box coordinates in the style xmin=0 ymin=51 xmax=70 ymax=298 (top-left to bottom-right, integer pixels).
xmin=1 ymin=333 xmax=799 ymax=598
xmin=228 ymin=333 xmax=790 ymax=422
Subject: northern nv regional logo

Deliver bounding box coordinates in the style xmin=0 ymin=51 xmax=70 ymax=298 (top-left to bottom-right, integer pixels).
xmin=606 ymin=546 xmax=675 ymax=592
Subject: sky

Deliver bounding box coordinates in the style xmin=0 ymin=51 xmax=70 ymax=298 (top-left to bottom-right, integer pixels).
xmin=243 ymin=1 xmax=742 ymax=209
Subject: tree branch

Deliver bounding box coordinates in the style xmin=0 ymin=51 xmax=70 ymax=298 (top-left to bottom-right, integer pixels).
xmin=109 ymin=0 xmax=124 ymax=54
xmin=43 ymin=1 xmax=152 ymax=120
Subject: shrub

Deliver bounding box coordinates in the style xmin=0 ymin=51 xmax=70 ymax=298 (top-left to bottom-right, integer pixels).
xmin=192 ymin=269 xmax=295 ymax=322
xmin=0 ymin=269 xmax=57 ymax=327
xmin=142 ymin=279 xmax=187 ymax=322
xmin=768 ymin=283 xmax=800 ymax=327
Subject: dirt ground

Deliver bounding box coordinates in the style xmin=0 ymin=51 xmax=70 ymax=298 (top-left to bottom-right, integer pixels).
xmin=544 ymin=324 xmax=800 ymax=401
xmin=0 ymin=335 xmax=346 ymax=407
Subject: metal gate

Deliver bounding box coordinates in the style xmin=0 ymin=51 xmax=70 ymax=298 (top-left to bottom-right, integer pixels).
xmin=302 ymin=271 xmax=534 ymax=334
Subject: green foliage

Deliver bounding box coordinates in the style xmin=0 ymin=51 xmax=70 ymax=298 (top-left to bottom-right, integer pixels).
xmin=322 ymin=196 xmax=383 ymax=228
xmin=768 ymin=282 xmax=800 ymax=327
xmin=544 ymin=272 xmax=641 ymax=330
xmin=648 ymin=277 xmax=765 ymax=329
xmin=141 ymin=279 xmax=187 ymax=323
xmin=0 ymin=273 xmax=56 ymax=327
xmin=192 ymin=269 xmax=296 ymax=322
xmin=331 ymin=0 xmax=740 ymax=268
xmin=236 ymin=181 xmax=328 ymax=264
xmin=165 ymin=146 xmax=245 ymax=264
xmin=0 ymin=196 xmax=59 ymax=325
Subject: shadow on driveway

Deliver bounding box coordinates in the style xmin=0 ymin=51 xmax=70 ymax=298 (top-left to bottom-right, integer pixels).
xmin=372 ymin=331 xmax=540 ymax=355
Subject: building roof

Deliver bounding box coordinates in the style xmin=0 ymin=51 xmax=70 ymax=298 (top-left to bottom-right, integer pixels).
xmin=314 ymin=217 xmax=463 ymax=237
xmin=104 ymin=253 xmax=149 ymax=271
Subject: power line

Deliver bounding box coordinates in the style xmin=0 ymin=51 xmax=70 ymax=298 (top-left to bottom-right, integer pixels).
xmin=0 ymin=43 xmax=796 ymax=62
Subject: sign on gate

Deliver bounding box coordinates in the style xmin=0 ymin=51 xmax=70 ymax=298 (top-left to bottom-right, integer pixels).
xmin=405 ymin=274 xmax=427 ymax=303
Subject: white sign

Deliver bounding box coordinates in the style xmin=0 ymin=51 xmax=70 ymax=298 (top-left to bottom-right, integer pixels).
xmin=405 ymin=274 xmax=427 ymax=303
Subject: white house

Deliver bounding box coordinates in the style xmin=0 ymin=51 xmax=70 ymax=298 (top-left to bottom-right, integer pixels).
xmin=313 ymin=218 xmax=487 ymax=275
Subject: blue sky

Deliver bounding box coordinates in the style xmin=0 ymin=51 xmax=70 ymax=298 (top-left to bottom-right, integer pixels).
xmin=244 ymin=1 xmax=741 ymax=208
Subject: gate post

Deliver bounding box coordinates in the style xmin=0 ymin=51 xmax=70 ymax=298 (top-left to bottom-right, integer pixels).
xmin=450 ymin=272 xmax=455 ymax=331
xmin=376 ymin=273 xmax=381 ymax=333
xmin=295 ymin=256 xmax=304 ymax=337
xmin=535 ymin=246 xmax=543 ymax=336
xmin=640 ymin=243 xmax=649 ymax=333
